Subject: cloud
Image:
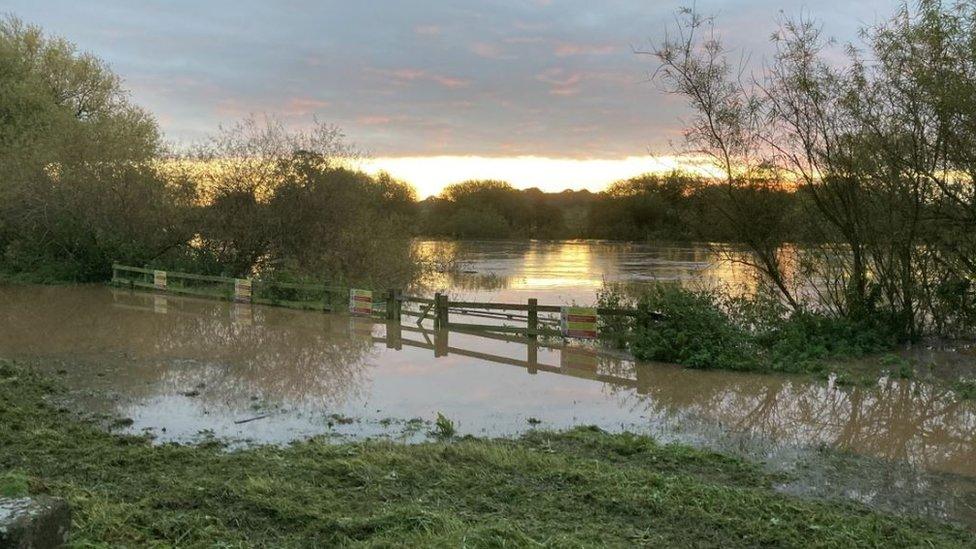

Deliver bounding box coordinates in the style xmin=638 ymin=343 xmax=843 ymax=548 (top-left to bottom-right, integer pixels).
xmin=281 ymin=97 xmax=330 ymax=116
xmin=367 ymin=68 xmax=470 ymax=89
xmin=553 ymin=42 xmax=616 ymax=57
xmin=536 ymin=68 xmax=584 ymax=96
xmin=414 ymin=25 xmax=441 ymax=36
xmin=469 ymin=42 xmax=511 ymax=60
xmin=514 ymin=20 xmax=550 ymax=32
xmin=5 ymin=0 xmax=892 ymax=159
xmin=503 ymin=36 xmax=544 ymax=44
xmin=358 ymin=116 xmax=393 ymax=125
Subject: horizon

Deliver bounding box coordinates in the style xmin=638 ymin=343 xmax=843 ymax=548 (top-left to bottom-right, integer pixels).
xmin=6 ymin=0 xmax=890 ymax=195
xmin=363 ymin=154 xmax=723 ymax=198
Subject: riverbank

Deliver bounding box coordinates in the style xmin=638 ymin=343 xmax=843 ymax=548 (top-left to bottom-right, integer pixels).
xmin=0 ymin=361 xmax=971 ymax=546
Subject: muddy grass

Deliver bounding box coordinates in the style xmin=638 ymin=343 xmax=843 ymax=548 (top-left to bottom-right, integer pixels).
xmin=0 ymin=360 xmax=972 ymax=547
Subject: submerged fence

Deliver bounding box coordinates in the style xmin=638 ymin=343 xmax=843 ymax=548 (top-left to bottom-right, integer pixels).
xmin=111 ymin=264 xmax=644 ymax=340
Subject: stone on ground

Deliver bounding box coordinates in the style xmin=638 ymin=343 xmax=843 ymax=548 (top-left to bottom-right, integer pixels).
xmin=0 ymin=497 xmax=71 ymax=548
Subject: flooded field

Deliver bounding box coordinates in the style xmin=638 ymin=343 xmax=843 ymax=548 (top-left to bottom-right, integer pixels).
xmin=417 ymin=239 xmax=756 ymax=304
xmin=2 ymin=241 xmax=976 ymax=527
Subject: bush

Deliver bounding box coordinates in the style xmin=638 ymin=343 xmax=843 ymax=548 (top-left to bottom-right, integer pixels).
xmin=629 ymin=285 xmax=761 ymax=371
xmin=601 ymin=283 xmax=896 ymax=373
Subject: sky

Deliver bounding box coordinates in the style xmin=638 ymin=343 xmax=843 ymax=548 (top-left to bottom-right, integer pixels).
xmin=5 ymin=0 xmax=893 ymax=197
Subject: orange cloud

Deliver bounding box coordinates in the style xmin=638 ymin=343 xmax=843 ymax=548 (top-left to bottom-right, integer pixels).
xmin=368 ymin=68 xmax=470 ymax=89
xmin=553 ymin=42 xmax=616 ymax=57
xmin=504 ymin=36 xmax=544 ymax=44
xmin=470 ymin=42 xmax=510 ymax=59
xmin=536 ymin=68 xmax=584 ymax=96
xmin=358 ymin=116 xmax=393 ymax=125
xmin=431 ymin=75 xmax=469 ymax=89
xmin=282 ymin=97 xmax=330 ymax=116
xmin=414 ymin=25 xmax=441 ymax=36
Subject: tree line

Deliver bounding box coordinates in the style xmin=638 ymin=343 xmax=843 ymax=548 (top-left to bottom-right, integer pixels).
xmin=0 ymin=16 xmax=416 ymax=286
xmin=417 ymin=174 xmax=796 ymax=242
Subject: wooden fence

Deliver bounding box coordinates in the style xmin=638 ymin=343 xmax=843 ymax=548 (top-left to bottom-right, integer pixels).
xmin=111 ymin=263 xmax=644 ymax=340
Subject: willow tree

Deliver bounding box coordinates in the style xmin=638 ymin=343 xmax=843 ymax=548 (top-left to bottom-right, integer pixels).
xmin=0 ymin=15 xmax=192 ymax=280
xmin=652 ymin=1 xmax=976 ymax=339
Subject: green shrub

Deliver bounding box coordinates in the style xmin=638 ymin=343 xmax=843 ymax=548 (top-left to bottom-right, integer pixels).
xmin=628 ymin=285 xmax=760 ymax=371
xmin=601 ymin=283 xmax=896 ymax=373
xmin=433 ymin=413 xmax=456 ymax=438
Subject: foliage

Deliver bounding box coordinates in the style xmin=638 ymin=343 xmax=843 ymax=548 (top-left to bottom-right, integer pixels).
xmin=0 ymin=17 xmax=422 ymax=287
xmin=629 ymin=285 xmax=761 ymax=371
xmin=651 ymin=1 xmax=976 ymax=340
xmin=0 ymin=469 xmax=29 ymax=497
xmin=0 ymin=15 xmax=177 ymax=281
xmin=423 ymin=180 xmax=565 ymax=239
xmin=602 ymin=283 xmax=895 ymax=373
xmin=433 ymin=412 xmax=456 ymax=438
xmin=181 ymin=115 xmax=421 ymax=287
xmin=587 ymin=172 xmax=702 ymax=240
xmin=419 ymin=173 xmax=797 ymax=243
xmin=0 ymin=362 xmax=970 ymax=547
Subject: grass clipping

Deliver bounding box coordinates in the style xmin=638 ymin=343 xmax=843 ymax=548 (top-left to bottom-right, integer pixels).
xmin=0 ymin=360 xmax=971 ymax=547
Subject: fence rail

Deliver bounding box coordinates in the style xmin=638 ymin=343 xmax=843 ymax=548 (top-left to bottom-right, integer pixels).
xmin=110 ymin=263 xmax=647 ymax=340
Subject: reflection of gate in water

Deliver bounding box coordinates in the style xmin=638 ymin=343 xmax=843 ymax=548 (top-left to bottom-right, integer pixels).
xmin=375 ymin=322 xmax=651 ymax=394
xmin=110 ymin=284 xmax=653 ymax=396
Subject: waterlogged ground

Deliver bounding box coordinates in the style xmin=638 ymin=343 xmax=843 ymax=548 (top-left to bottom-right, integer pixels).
xmin=1 ymin=241 xmax=976 ymax=528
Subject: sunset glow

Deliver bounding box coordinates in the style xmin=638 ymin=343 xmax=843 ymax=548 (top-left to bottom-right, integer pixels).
xmin=363 ymin=155 xmax=720 ymax=198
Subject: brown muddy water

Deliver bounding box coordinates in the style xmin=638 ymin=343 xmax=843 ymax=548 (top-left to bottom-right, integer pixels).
xmin=2 ymin=241 xmax=976 ymax=528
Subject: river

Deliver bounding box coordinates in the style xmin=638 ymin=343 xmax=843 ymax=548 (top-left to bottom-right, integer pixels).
xmin=1 ymin=240 xmax=975 ymax=527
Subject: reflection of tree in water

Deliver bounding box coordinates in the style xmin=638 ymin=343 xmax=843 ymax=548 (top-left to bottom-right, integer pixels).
xmin=144 ymin=305 xmax=377 ymax=410
xmin=0 ymin=287 xmax=376 ymax=410
xmin=414 ymin=271 xmax=512 ymax=294
xmin=600 ymin=362 xmax=976 ymax=476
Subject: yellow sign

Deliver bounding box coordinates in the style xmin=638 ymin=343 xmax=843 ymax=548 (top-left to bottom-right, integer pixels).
xmin=153 ymin=270 xmax=167 ymax=290
xmin=349 ymin=289 xmax=373 ymax=315
xmin=234 ymin=278 xmax=252 ymax=303
xmin=560 ymin=306 xmax=598 ymax=339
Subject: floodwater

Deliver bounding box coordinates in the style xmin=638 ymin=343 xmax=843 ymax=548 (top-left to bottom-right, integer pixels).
xmin=416 ymin=239 xmax=757 ymax=304
xmin=2 ymin=241 xmax=976 ymax=527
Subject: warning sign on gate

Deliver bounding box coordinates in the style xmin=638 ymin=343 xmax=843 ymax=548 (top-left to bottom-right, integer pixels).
xmin=153 ymin=270 xmax=167 ymax=290
xmin=234 ymin=278 xmax=252 ymax=303
xmin=561 ymin=306 xmax=598 ymax=339
xmin=349 ymin=289 xmax=373 ymax=315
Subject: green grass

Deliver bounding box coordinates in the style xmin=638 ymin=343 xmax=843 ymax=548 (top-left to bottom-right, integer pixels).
xmin=0 ymin=360 xmax=972 ymax=547
xmin=952 ymin=379 xmax=976 ymax=400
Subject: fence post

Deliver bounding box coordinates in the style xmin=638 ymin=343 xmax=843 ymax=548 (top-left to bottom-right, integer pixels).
xmin=527 ymin=340 xmax=538 ymax=375
xmin=434 ymin=325 xmax=449 ymax=357
xmin=435 ymin=292 xmax=449 ymax=329
xmin=386 ymin=320 xmax=402 ymax=350
xmin=528 ymin=298 xmax=538 ymax=340
xmin=387 ymin=289 xmax=401 ymax=320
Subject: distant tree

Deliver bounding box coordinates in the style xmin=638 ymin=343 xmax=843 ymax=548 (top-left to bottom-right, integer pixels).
xmin=189 ymin=115 xmax=419 ymax=285
xmin=587 ymin=172 xmax=705 ymax=240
